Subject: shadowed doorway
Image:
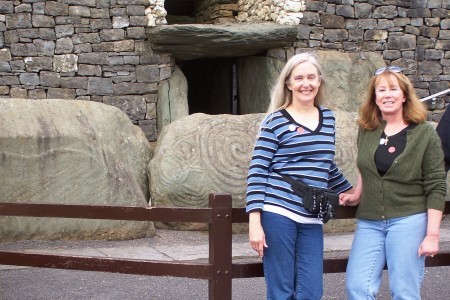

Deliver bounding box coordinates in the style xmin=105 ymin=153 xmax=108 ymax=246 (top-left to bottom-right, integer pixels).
xmin=178 ymin=58 xmax=238 ymax=115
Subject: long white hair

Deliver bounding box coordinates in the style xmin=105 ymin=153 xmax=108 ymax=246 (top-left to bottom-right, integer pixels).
xmin=266 ymin=52 xmax=327 ymax=115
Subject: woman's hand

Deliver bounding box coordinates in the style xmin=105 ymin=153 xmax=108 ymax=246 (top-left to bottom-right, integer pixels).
xmin=339 ymin=192 xmax=360 ymax=206
xmin=248 ymin=212 xmax=267 ymax=257
xmin=418 ymin=234 xmax=439 ymax=257
xmin=339 ymin=172 xmax=362 ymax=206
xmin=418 ymin=209 xmax=443 ymax=257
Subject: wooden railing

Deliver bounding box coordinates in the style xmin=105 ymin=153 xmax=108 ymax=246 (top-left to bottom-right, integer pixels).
xmin=0 ymin=194 xmax=449 ymax=299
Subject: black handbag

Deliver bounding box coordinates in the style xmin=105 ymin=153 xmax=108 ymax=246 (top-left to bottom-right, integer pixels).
xmin=281 ymin=174 xmax=339 ymax=223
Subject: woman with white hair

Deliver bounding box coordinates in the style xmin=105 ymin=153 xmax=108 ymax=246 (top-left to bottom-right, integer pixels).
xmin=246 ymin=52 xmax=354 ymax=299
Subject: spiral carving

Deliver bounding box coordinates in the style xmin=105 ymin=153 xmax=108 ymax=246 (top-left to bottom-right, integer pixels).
xmin=150 ymin=112 xmax=361 ymax=209
xmin=198 ymin=115 xmax=263 ymax=192
xmin=150 ymin=113 xmax=264 ymax=208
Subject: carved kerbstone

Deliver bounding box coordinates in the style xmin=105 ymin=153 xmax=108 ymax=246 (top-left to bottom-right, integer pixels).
xmin=0 ymin=99 xmax=154 ymax=241
xmin=149 ymin=111 xmax=359 ymax=231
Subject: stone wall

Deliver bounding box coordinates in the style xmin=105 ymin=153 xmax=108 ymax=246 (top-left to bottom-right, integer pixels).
xmin=294 ymin=0 xmax=449 ymax=117
xmin=146 ymin=0 xmax=307 ymax=25
xmin=160 ymin=0 xmax=449 ymax=119
xmin=241 ymin=0 xmax=449 ymax=117
xmin=0 ymin=0 xmax=448 ymax=143
xmin=237 ymin=0 xmax=306 ymax=25
xmin=195 ymin=0 xmax=239 ymax=24
xmin=0 ymin=0 xmax=168 ymax=141
xmin=145 ymin=0 xmax=167 ymax=27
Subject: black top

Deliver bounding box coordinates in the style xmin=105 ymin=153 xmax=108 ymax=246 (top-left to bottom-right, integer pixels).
xmin=375 ymin=124 xmax=416 ymax=176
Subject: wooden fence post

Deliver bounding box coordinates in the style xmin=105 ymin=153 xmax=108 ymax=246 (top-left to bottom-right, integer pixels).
xmin=208 ymin=193 xmax=233 ymax=300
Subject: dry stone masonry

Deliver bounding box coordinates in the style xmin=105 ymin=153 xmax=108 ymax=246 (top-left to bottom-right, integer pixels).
xmin=237 ymin=0 xmax=306 ymax=25
xmin=195 ymin=2 xmax=239 ymax=24
xmin=145 ymin=0 xmax=307 ymax=26
xmin=145 ymin=0 xmax=167 ymax=27
xmin=0 ymin=0 xmax=167 ymax=141
xmin=293 ymin=0 xmax=449 ymax=116
xmin=0 ymin=0 xmax=448 ymax=141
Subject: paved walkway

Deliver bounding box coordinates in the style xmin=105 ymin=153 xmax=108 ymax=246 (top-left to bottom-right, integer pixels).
xmin=1 ymin=215 xmax=450 ymax=300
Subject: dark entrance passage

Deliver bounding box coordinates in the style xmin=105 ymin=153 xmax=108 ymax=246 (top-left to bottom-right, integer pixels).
xmin=178 ymin=58 xmax=239 ymax=115
xmin=164 ymin=0 xmax=195 ymax=17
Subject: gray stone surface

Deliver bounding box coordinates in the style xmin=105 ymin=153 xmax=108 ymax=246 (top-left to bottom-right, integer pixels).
xmin=150 ymin=113 xmax=264 ymax=214
xmin=147 ymin=23 xmax=298 ymax=61
xmin=0 ymin=1 xmax=447 ymax=142
xmin=2 ymin=215 xmax=450 ymax=299
xmin=317 ymin=50 xmax=386 ymax=113
xmin=157 ymin=65 xmax=189 ymax=131
xmin=149 ymin=111 xmax=360 ymax=230
xmin=238 ymin=56 xmax=285 ymax=114
xmin=0 ymin=99 xmax=155 ymax=242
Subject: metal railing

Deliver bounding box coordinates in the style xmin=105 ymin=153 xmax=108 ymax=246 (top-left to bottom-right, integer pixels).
xmin=0 ymin=195 xmax=449 ymax=299
xmin=421 ymin=88 xmax=450 ymax=102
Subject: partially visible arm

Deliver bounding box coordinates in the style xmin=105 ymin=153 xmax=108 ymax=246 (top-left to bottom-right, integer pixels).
xmin=417 ymin=126 xmax=446 ymax=257
xmin=421 ymin=124 xmax=447 ymax=211
xmin=418 ymin=208 xmax=443 ymax=257
xmin=327 ymin=161 xmax=353 ymax=193
xmin=339 ymin=172 xmax=362 ymax=206
xmin=248 ymin=211 xmax=267 ymax=258
xmin=246 ymin=125 xmax=278 ymax=213
xmin=246 ymin=122 xmax=278 ymax=257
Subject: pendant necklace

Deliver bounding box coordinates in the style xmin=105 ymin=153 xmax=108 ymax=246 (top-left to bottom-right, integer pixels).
xmin=379 ymin=135 xmax=388 ymax=145
xmin=379 ymin=123 xmax=404 ymax=146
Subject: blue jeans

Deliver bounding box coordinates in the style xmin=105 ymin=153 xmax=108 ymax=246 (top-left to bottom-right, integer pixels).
xmin=261 ymin=212 xmax=324 ymax=300
xmin=346 ymin=213 xmax=427 ymax=300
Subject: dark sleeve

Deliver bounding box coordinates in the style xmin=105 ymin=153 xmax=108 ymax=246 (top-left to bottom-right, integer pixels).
xmin=437 ymin=107 xmax=450 ymax=172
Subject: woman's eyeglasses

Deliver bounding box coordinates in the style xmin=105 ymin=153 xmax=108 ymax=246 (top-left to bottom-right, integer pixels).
xmin=374 ymin=66 xmax=403 ymax=76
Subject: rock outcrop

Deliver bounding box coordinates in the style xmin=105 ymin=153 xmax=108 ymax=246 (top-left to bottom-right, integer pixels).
xmin=316 ymin=50 xmax=386 ymax=113
xmin=0 ymin=99 xmax=154 ymax=241
xmin=149 ymin=111 xmax=359 ymax=230
xmin=147 ymin=23 xmax=298 ymax=61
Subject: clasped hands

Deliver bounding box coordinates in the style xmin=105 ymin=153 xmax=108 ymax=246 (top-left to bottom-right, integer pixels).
xmin=339 ymin=190 xmax=360 ymax=207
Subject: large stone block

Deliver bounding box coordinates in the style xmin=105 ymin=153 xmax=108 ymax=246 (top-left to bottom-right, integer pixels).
xmin=53 ymin=54 xmax=78 ymax=72
xmin=147 ymin=23 xmax=298 ymax=61
xmin=0 ymin=99 xmax=154 ymax=242
xmin=6 ymin=13 xmax=32 ymax=29
xmin=316 ymin=50 xmax=386 ymax=113
xmin=0 ymin=1 xmax=14 ymax=14
xmin=0 ymin=48 xmax=12 ymax=62
xmin=149 ymin=111 xmax=359 ymax=231
xmin=157 ymin=66 xmax=188 ymax=131
xmin=237 ymin=56 xmax=285 ymax=114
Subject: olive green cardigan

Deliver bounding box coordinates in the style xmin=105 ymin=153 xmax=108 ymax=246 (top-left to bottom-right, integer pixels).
xmin=356 ymin=122 xmax=447 ymax=220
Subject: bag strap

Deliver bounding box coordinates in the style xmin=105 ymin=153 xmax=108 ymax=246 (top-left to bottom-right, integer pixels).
xmin=280 ymin=174 xmax=338 ymax=200
xmin=280 ymin=174 xmax=310 ymax=197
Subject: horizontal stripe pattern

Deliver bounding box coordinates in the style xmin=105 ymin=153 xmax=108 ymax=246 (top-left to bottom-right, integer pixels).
xmin=246 ymin=107 xmax=352 ymax=221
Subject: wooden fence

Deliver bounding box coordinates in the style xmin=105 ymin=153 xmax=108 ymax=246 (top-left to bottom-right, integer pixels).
xmin=0 ymin=194 xmax=449 ymax=299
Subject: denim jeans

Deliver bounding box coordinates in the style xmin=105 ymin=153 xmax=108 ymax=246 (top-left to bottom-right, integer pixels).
xmin=261 ymin=211 xmax=324 ymax=300
xmin=346 ymin=213 xmax=427 ymax=300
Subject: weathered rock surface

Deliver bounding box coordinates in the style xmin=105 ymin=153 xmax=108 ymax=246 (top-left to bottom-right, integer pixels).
xmin=157 ymin=65 xmax=189 ymax=131
xmin=316 ymin=50 xmax=386 ymax=113
xmin=238 ymin=56 xmax=285 ymax=114
xmin=149 ymin=111 xmax=359 ymax=231
xmin=0 ymin=99 xmax=154 ymax=242
xmin=147 ymin=23 xmax=298 ymax=61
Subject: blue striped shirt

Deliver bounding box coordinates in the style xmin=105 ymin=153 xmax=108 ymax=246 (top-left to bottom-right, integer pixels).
xmin=246 ymin=107 xmax=352 ymax=223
